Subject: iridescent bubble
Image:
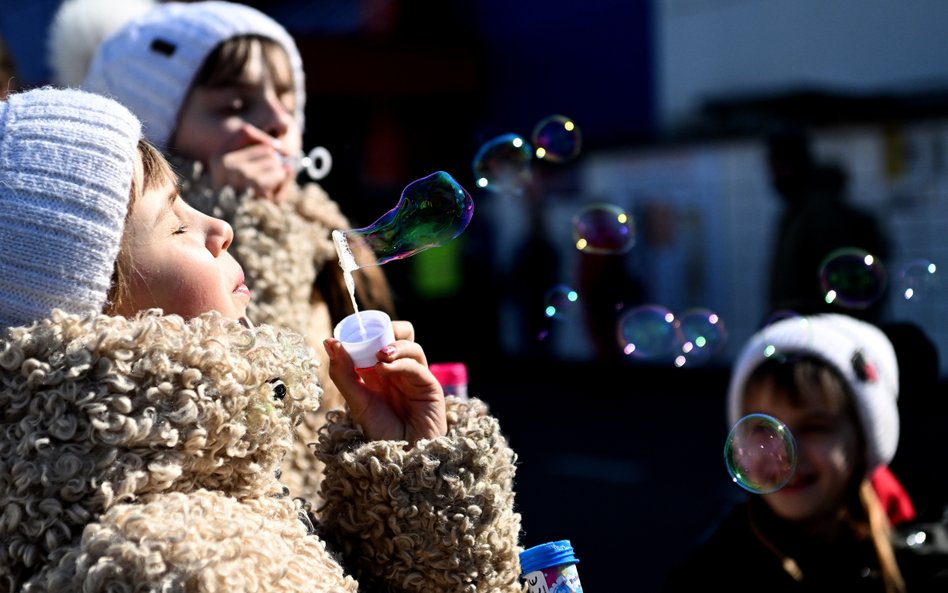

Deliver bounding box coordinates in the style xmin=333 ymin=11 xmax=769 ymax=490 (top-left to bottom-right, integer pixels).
xmin=544 ymin=284 xmax=580 ymax=320
xmin=897 ymin=259 xmax=939 ymax=302
xmin=675 ymin=307 xmax=728 ymax=365
xmin=531 ymin=114 xmax=582 ymax=163
xmin=471 ymin=133 xmax=534 ymax=195
xmin=724 ymin=413 xmax=797 ymax=494
xmin=572 ymin=203 xmax=635 ymax=255
xmin=616 ymin=304 xmax=679 ymax=360
xmin=818 ymin=247 xmax=887 ymax=309
xmin=333 ymin=171 xmax=474 ymax=271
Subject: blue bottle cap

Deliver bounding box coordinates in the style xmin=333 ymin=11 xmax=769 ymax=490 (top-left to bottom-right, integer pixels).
xmin=519 ymin=540 xmax=580 ymax=575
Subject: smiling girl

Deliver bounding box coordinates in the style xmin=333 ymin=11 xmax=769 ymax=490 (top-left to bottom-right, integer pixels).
xmin=662 ymin=314 xmax=948 ymax=593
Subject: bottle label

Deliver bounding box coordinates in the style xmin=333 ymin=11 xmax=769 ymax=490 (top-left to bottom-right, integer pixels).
xmin=523 ymin=564 xmax=583 ymax=593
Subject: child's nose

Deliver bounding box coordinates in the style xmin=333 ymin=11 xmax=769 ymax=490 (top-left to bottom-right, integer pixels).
xmin=258 ymin=94 xmax=290 ymax=139
xmin=203 ymin=212 xmax=234 ymax=255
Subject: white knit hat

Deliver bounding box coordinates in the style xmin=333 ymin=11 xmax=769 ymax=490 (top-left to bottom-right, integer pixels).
xmin=0 ymin=87 xmax=141 ymax=329
xmin=83 ymin=0 xmax=306 ymax=147
xmin=726 ymin=313 xmax=900 ymax=471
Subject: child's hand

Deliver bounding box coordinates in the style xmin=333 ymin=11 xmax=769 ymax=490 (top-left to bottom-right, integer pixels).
xmin=207 ymin=124 xmax=293 ymax=202
xmin=324 ymin=320 xmax=447 ymax=445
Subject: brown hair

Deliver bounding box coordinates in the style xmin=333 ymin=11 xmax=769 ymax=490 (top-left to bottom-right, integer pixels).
xmin=0 ymin=36 xmax=17 ymax=99
xmin=196 ymin=36 xmax=293 ymax=92
xmin=744 ymin=355 xmax=862 ymax=441
xmin=105 ymin=139 xmax=177 ymax=314
xmin=743 ymin=355 xmax=905 ymax=593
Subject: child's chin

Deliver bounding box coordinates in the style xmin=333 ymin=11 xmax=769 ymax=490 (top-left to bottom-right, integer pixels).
xmin=768 ymin=495 xmax=820 ymax=521
xmin=771 ymin=475 xmax=815 ymax=496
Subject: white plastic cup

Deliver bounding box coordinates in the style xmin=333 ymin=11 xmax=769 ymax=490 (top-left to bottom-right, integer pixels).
xmin=333 ymin=310 xmax=396 ymax=369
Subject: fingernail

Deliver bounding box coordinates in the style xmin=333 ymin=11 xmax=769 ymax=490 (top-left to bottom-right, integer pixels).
xmin=381 ymin=345 xmax=396 ymax=356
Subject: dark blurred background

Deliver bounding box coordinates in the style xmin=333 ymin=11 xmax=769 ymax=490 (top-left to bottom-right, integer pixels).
xmin=6 ymin=1 xmax=948 ymax=591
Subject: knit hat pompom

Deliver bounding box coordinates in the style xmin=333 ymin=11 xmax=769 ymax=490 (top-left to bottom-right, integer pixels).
xmin=0 ymin=86 xmax=141 ymax=329
xmin=83 ymin=0 xmax=306 ymax=147
xmin=46 ymin=0 xmax=159 ymax=87
xmin=727 ymin=313 xmax=900 ymax=472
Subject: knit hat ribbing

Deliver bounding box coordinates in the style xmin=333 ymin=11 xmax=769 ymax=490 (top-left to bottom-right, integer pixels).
xmin=83 ymin=0 xmax=306 ymax=147
xmin=0 ymin=87 xmax=141 ymax=329
xmin=726 ymin=314 xmax=900 ymax=472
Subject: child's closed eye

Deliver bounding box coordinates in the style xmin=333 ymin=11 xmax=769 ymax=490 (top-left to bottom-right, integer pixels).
xmin=173 ymin=224 xmax=189 ymax=235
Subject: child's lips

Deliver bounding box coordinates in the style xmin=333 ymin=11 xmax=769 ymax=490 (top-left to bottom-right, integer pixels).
xmin=234 ymin=272 xmax=250 ymax=297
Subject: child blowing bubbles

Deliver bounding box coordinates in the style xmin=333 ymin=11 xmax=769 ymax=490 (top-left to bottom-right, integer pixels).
xmin=0 ymin=87 xmax=523 ymax=592
xmin=71 ymin=0 xmax=397 ymax=504
xmin=661 ymin=314 xmax=948 ymax=593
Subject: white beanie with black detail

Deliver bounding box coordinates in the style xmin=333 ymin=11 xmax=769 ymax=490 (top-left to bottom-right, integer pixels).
xmin=0 ymin=87 xmax=141 ymax=329
xmin=83 ymin=0 xmax=306 ymax=147
xmin=726 ymin=313 xmax=900 ymax=472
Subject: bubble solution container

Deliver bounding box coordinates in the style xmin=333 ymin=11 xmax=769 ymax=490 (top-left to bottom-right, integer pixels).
xmin=332 ymin=310 xmax=396 ymax=369
xmin=519 ymin=540 xmax=584 ymax=593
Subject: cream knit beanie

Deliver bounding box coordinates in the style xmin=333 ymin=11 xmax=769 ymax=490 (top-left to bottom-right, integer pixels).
xmin=83 ymin=1 xmax=306 ymax=148
xmin=0 ymin=87 xmax=141 ymax=329
xmin=727 ymin=313 xmax=900 ymax=471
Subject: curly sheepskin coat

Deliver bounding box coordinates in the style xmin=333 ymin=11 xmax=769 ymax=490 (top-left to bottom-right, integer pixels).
xmin=0 ymin=310 xmax=524 ymax=593
xmin=173 ymin=158 xmax=395 ymax=507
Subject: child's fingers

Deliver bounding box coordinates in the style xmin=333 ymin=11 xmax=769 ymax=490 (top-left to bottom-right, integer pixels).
xmin=376 ymin=339 xmax=428 ymax=367
xmin=231 ymin=147 xmax=291 ymax=200
xmin=224 ymin=122 xmax=281 ymax=152
xmin=391 ymin=320 xmax=415 ymax=342
xmin=371 ymin=357 xmax=441 ymax=394
xmin=323 ymin=339 xmax=371 ymax=407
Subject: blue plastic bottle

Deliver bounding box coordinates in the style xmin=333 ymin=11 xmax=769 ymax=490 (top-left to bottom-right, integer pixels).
xmin=519 ymin=540 xmax=584 ymax=593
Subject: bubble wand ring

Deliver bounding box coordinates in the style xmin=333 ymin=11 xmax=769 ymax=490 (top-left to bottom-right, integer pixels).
xmin=285 ymin=146 xmax=333 ymax=180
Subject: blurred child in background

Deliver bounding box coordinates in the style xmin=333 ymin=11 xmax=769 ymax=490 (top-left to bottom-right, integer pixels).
xmin=662 ymin=314 xmax=948 ymax=592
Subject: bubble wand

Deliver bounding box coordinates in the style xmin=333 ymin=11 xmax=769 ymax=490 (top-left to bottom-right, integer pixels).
xmin=332 ymin=171 xmax=474 ymax=347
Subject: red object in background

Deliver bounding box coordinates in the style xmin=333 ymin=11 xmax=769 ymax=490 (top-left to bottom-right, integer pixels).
xmin=871 ymin=465 xmax=916 ymax=525
xmin=430 ymin=362 xmax=468 ymax=401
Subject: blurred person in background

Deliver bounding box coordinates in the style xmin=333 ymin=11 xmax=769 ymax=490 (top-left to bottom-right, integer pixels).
xmin=662 ymin=313 xmax=948 ymax=593
xmin=765 ymin=128 xmax=892 ymax=324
